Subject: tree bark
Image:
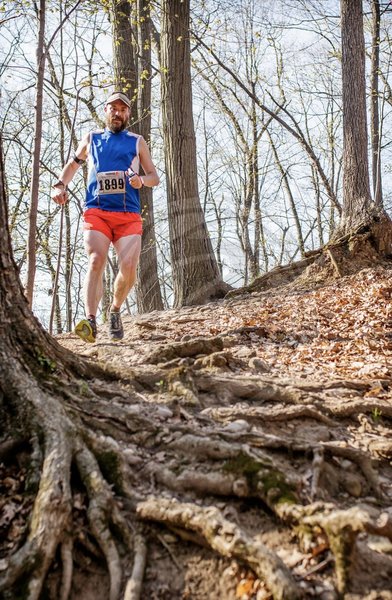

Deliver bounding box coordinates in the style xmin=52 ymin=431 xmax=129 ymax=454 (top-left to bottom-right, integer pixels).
xmin=160 ymin=0 xmax=230 ymax=306
xmin=25 ymin=0 xmax=46 ymax=307
xmin=340 ymin=0 xmax=372 ymax=231
xmin=333 ymin=0 xmax=392 ymax=257
xmin=110 ymin=0 xmax=164 ymax=313
xmin=370 ymin=0 xmax=383 ymax=206
xmin=111 ymin=0 xmax=138 ymax=115
xmin=136 ymin=0 xmax=164 ymax=312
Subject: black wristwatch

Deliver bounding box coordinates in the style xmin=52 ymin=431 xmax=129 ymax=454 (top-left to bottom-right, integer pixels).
xmin=52 ymin=180 xmax=66 ymax=189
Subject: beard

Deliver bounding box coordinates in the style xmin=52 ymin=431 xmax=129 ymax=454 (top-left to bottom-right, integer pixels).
xmin=106 ymin=115 xmax=127 ymax=133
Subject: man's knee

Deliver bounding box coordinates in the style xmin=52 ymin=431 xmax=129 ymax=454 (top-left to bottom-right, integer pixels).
xmin=88 ymin=252 xmax=107 ymax=272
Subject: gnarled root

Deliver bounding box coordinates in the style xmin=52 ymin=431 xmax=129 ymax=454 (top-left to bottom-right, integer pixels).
xmin=75 ymin=445 xmax=123 ymax=600
xmin=280 ymin=503 xmax=392 ymax=594
xmin=60 ymin=535 xmax=73 ymax=600
xmin=123 ymin=529 xmax=147 ymax=600
xmin=0 ymin=408 xmax=73 ymax=600
xmin=137 ymin=496 xmax=302 ymax=600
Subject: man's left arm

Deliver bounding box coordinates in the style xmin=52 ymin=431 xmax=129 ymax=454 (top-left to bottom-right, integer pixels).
xmin=129 ymin=137 xmax=160 ymax=189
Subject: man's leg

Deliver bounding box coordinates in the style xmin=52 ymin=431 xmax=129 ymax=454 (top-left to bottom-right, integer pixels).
xmin=107 ymin=234 xmax=141 ymax=340
xmin=112 ymin=234 xmax=142 ymax=310
xmin=75 ymin=230 xmax=110 ymax=343
xmin=84 ymin=230 xmax=111 ymax=315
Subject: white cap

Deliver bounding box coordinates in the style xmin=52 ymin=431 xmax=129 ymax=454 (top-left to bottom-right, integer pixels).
xmin=105 ymin=92 xmax=131 ymax=108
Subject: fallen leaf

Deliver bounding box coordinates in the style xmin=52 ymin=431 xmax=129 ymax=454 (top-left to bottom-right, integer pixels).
xmin=236 ymin=577 xmax=255 ymax=597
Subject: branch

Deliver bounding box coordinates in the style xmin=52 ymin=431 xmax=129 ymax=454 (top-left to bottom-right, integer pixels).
xmin=192 ymin=31 xmax=341 ymax=214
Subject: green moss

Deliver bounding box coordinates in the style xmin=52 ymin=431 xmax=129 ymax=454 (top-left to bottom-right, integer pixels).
xmin=78 ymin=381 xmax=90 ymax=397
xmin=275 ymin=493 xmax=297 ymax=506
xmin=223 ymin=451 xmax=266 ymax=476
xmin=32 ymin=346 xmax=57 ymax=374
xmin=258 ymin=471 xmax=297 ymax=505
xmin=36 ymin=353 xmax=56 ymax=372
xmin=223 ymin=452 xmax=271 ymax=494
xmin=223 ymin=451 xmax=297 ymax=505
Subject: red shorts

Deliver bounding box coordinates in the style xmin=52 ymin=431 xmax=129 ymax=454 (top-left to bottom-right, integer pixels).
xmin=83 ymin=208 xmax=142 ymax=242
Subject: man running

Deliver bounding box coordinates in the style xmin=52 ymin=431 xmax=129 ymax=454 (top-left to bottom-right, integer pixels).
xmin=51 ymin=91 xmax=160 ymax=342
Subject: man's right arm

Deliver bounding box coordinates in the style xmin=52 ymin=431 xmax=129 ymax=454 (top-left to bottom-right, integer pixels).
xmin=51 ymin=133 xmax=90 ymax=205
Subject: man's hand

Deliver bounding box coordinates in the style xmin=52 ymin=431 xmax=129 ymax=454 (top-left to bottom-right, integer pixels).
xmin=51 ymin=182 xmax=68 ymax=205
xmin=127 ymin=169 xmax=144 ymax=189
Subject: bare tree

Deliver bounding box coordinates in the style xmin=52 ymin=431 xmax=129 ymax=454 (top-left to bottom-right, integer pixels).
xmin=340 ymin=0 xmax=372 ymax=231
xmin=25 ymin=0 xmax=46 ymax=307
xmin=110 ymin=0 xmax=138 ymax=110
xmin=110 ymin=0 xmax=164 ymax=312
xmin=370 ymin=0 xmax=383 ymax=205
xmin=25 ymin=0 xmax=82 ymax=308
xmin=339 ymin=0 xmax=392 ymax=251
xmin=160 ymin=0 xmax=229 ymax=306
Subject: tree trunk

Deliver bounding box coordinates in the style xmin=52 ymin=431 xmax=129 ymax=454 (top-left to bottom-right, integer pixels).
xmin=340 ymin=0 xmax=372 ymax=231
xmin=338 ymin=0 xmax=392 ymax=254
xmin=110 ymin=0 xmax=164 ymax=313
xmin=370 ymin=0 xmax=383 ymax=206
xmin=136 ymin=0 xmax=164 ymax=312
xmin=160 ymin=0 xmax=230 ymax=306
xmin=111 ymin=0 xmax=138 ymax=115
xmin=25 ymin=0 xmax=46 ymax=307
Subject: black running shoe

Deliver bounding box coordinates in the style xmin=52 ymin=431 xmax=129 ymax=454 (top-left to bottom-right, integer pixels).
xmin=74 ymin=317 xmax=97 ymax=343
xmin=108 ymin=311 xmax=124 ymax=341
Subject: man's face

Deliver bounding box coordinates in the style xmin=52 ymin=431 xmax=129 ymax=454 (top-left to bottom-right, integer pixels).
xmin=105 ymin=100 xmax=130 ymax=132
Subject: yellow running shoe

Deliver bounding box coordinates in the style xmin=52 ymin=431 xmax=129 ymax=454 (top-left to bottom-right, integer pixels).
xmin=74 ymin=317 xmax=97 ymax=343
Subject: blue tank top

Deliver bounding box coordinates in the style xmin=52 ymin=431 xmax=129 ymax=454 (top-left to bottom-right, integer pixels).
xmin=85 ymin=129 xmax=141 ymax=212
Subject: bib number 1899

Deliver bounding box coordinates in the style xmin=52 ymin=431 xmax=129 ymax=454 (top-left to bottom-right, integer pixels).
xmin=97 ymin=171 xmax=125 ymax=194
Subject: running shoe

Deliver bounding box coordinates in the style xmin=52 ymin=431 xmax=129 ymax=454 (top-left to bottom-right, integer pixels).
xmin=74 ymin=317 xmax=97 ymax=343
xmin=108 ymin=310 xmax=124 ymax=341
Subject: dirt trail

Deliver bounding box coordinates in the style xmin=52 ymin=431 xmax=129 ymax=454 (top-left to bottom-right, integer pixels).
xmin=2 ymin=267 xmax=392 ymax=599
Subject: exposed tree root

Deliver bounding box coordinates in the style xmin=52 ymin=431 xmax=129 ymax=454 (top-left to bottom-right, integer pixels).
xmin=366 ymin=510 xmax=392 ymax=541
xmin=123 ymin=530 xmax=147 ymax=600
xmin=225 ymin=252 xmax=320 ymax=297
xmin=321 ymin=441 xmax=382 ymax=499
xmin=3 ymin=265 xmax=392 ymax=600
xmin=144 ymin=335 xmax=224 ymax=364
xmin=299 ymin=507 xmax=375 ymax=594
xmin=0 ymin=363 xmax=73 ymax=600
xmin=147 ymin=367 xmax=392 ymax=424
xmin=201 ymin=404 xmax=337 ymax=426
xmin=226 ymin=225 xmax=392 ymax=297
xmin=277 ymin=502 xmax=392 ymax=592
xmin=136 ymin=496 xmax=303 ymax=600
xmin=75 ymin=445 xmax=123 ymax=600
xmin=0 ymin=353 xmax=136 ymax=600
xmin=60 ymin=536 xmax=73 ymax=600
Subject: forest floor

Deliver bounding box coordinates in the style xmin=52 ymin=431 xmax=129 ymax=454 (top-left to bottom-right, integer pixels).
xmin=2 ymin=265 xmax=392 ymax=599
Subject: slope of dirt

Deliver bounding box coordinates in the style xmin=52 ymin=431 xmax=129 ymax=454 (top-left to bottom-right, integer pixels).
xmin=2 ymin=265 xmax=392 ymax=599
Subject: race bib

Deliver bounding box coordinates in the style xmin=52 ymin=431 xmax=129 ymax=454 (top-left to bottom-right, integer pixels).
xmin=97 ymin=171 xmax=125 ymax=194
